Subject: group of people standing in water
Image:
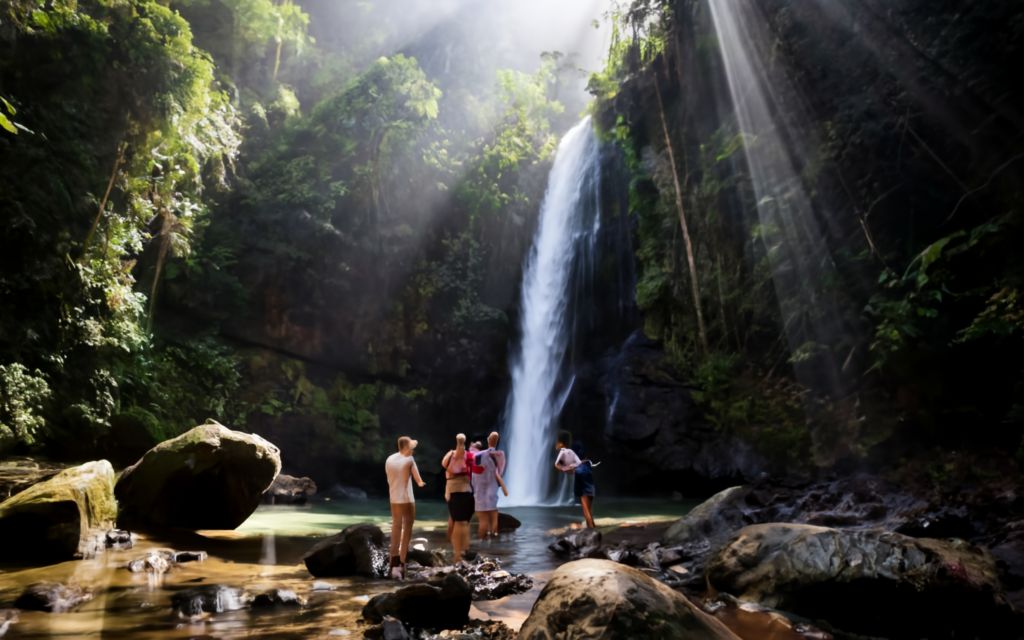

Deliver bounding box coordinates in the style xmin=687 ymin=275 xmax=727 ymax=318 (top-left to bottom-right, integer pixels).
xmin=382 ymin=430 xmax=597 ymax=579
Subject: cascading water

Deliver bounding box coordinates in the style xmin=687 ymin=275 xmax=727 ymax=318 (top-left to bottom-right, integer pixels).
xmin=501 ymin=116 xmax=602 ymax=506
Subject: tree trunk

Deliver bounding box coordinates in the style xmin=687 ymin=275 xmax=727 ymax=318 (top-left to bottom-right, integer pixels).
xmin=81 ymin=143 xmax=126 ymax=259
xmin=147 ymin=212 xmax=171 ymax=333
xmin=654 ymin=74 xmax=708 ymax=354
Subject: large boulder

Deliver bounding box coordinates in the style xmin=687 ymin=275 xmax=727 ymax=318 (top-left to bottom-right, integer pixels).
xmin=707 ymin=523 xmax=1019 ymax=638
xmin=362 ymin=573 xmax=472 ymax=631
xmin=262 ymin=473 xmax=317 ymax=504
xmin=303 ymin=523 xmax=389 ymax=578
xmin=0 ymin=460 xmax=116 ymax=561
xmin=518 ymin=559 xmax=740 ymax=640
xmin=663 ymin=486 xmax=750 ymax=547
xmin=114 ymin=420 xmax=281 ymax=530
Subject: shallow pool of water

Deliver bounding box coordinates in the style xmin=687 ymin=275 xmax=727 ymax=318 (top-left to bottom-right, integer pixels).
xmin=0 ymin=497 xmax=694 ymax=638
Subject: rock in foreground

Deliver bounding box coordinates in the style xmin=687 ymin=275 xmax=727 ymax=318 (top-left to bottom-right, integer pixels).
xmin=362 ymin=573 xmax=472 ymax=631
xmin=707 ymin=523 xmax=1018 ymax=638
xmin=171 ymin=585 xmax=249 ymax=616
xmin=14 ymin=582 xmax=93 ymax=613
xmin=518 ymin=559 xmax=740 ymax=640
xmin=0 ymin=460 xmax=116 ymax=561
xmin=303 ymin=523 xmax=389 ymax=578
xmin=115 ymin=420 xmax=281 ymax=530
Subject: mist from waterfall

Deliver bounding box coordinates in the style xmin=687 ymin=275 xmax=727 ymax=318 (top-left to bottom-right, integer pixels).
xmin=501 ymin=116 xmax=602 ymax=506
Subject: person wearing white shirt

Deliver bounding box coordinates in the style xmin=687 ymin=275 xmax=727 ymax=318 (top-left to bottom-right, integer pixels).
xmin=384 ymin=435 xmax=425 ymax=578
xmin=554 ymin=430 xmax=596 ymax=528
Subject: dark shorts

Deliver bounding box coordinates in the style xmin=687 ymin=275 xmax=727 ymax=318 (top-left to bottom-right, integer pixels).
xmin=574 ymin=463 xmax=595 ymax=498
xmin=448 ymin=492 xmax=474 ymax=522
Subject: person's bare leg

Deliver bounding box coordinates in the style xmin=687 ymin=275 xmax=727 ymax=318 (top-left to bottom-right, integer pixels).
xmin=581 ymin=496 xmax=595 ymax=528
xmin=399 ymin=502 xmax=415 ymax=565
xmin=486 ymin=511 xmax=499 ymax=537
xmin=452 ymin=521 xmax=469 ymax=562
xmin=476 ymin=512 xmax=486 ymax=539
xmin=388 ymin=502 xmax=403 ymax=576
xmin=446 ymin=515 xmax=454 ymax=542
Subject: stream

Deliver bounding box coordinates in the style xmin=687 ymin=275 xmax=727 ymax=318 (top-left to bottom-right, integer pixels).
xmin=0 ymin=498 xmax=692 ymax=638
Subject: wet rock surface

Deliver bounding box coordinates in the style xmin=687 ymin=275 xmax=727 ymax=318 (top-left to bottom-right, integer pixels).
xmin=0 ymin=460 xmax=116 ymax=562
xmin=404 ymin=556 xmax=533 ymax=601
xmin=304 ymin=523 xmax=390 ymax=578
xmin=518 ymin=558 xmax=739 ymax=639
xmin=14 ymin=582 xmax=93 ymax=613
xmin=115 ymin=420 xmax=281 ymax=530
xmin=104 ymin=529 xmax=133 ymax=550
xmin=548 ymin=527 xmax=602 ymax=559
xmin=125 ymin=548 xmax=207 ymax=574
xmin=495 ymin=513 xmax=521 ymax=532
xmin=170 ymin=585 xmax=249 ymax=616
xmin=251 ymin=588 xmax=305 ymax=608
xmin=262 ymin=473 xmax=317 ymax=505
xmin=363 ymin=619 xmax=516 ymax=640
xmin=655 ymin=475 xmax=1024 ymax=596
xmin=362 ymin=572 xmax=472 ymax=632
xmin=707 ymin=523 xmax=1018 ymax=639
xmin=701 ymin=594 xmax=832 ymax=640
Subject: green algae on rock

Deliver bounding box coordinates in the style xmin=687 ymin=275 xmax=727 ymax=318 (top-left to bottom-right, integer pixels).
xmin=115 ymin=420 xmax=281 ymax=530
xmin=0 ymin=460 xmax=116 ymax=561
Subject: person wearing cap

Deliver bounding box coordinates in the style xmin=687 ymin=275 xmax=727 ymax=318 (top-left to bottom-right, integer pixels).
xmin=385 ymin=435 xmax=425 ymax=579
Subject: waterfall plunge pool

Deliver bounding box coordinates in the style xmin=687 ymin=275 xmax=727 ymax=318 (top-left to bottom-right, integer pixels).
xmin=0 ymin=497 xmax=694 ymax=638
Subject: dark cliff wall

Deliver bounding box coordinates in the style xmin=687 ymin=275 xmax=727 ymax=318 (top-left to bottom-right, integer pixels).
xmin=585 ymin=0 xmax=1024 ymax=488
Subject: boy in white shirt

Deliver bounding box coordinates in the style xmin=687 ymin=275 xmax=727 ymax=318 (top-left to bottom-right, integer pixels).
xmin=385 ymin=435 xmax=425 ymax=578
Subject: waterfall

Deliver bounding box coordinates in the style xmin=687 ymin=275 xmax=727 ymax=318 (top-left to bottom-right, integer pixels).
xmin=501 ymin=116 xmax=601 ymax=506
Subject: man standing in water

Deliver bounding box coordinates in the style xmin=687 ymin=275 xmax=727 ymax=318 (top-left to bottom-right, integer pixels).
xmin=385 ymin=436 xmax=425 ymax=579
xmin=554 ymin=430 xmax=596 ymax=528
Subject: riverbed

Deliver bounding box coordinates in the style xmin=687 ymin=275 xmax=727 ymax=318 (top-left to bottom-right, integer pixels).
xmin=0 ymin=498 xmax=692 ymax=638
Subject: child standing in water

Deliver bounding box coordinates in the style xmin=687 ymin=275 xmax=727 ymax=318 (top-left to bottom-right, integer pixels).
xmin=385 ymin=436 xmax=425 ymax=579
xmin=554 ymin=430 xmax=596 ymax=528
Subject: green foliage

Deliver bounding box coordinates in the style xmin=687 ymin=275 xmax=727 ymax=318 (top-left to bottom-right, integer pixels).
xmin=867 ymin=215 xmax=1018 ymax=368
xmin=457 ymin=62 xmax=562 ymax=220
xmin=117 ymin=337 xmax=244 ymax=433
xmin=0 ymin=364 xmax=52 ymax=449
xmin=0 ymin=0 xmax=242 ymax=450
xmin=0 ymin=95 xmax=29 ymax=135
xmin=588 ymin=0 xmax=670 ymax=100
xmin=691 ymin=353 xmax=811 ymax=469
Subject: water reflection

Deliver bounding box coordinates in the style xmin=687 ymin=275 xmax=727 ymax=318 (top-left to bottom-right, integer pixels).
xmin=0 ymin=498 xmax=687 ymax=638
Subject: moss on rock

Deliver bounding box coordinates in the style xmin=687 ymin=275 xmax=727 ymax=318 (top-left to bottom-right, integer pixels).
xmin=0 ymin=460 xmax=116 ymax=561
xmin=115 ymin=420 xmax=281 ymax=530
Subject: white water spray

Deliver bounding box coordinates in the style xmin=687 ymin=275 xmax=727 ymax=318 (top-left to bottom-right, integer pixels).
xmin=501 ymin=117 xmax=601 ymax=506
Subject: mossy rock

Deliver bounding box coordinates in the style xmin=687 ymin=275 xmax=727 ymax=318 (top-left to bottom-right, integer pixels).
xmin=115 ymin=420 xmax=281 ymax=530
xmin=706 ymin=523 xmax=1018 ymax=638
xmin=0 ymin=460 xmax=116 ymax=562
xmin=518 ymin=559 xmax=740 ymax=639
